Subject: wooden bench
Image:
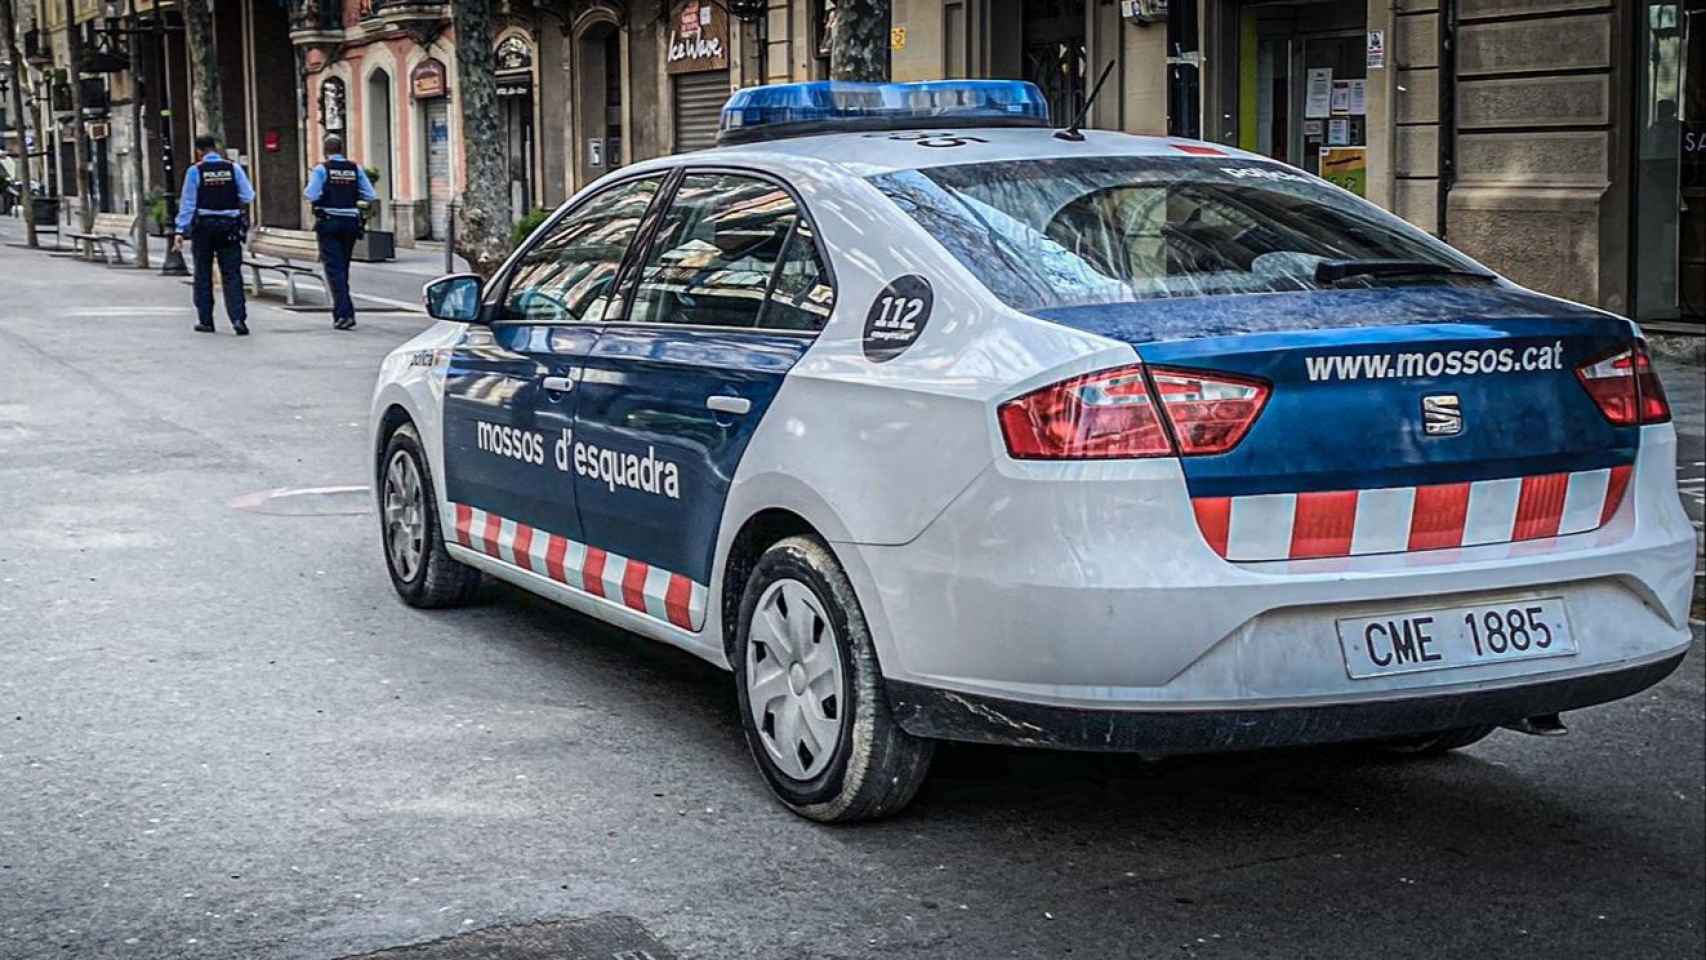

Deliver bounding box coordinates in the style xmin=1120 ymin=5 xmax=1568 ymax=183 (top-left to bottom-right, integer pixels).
xmin=245 ymin=227 xmax=325 ymax=306
xmin=64 ymin=212 xmax=139 ymax=264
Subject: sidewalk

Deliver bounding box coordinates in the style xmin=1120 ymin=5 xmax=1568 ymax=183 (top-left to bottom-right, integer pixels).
xmin=0 ymin=213 xmax=466 ymax=314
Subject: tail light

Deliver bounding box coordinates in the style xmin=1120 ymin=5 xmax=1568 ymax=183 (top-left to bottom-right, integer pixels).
xmin=999 ymin=364 xmax=1269 ymax=460
xmin=1577 ymin=341 xmax=1670 ymax=426
xmin=1149 ymin=368 xmax=1270 ymax=454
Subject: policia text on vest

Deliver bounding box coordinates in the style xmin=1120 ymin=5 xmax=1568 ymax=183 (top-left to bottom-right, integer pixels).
xmin=305 ymin=137 xmax=379 ymax=331
xmin=174 ymin=137 xmax=255 ymax=336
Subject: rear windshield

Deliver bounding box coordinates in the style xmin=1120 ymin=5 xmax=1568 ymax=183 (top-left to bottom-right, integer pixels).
xmin=867 ymin=156 xmax=1487 ymax=312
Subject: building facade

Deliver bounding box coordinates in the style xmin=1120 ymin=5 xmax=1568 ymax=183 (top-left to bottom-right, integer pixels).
xmin=7 ymin=0 xmax=1700 ymax=328
xmin=886 ymin=0 xmax=1703 ymax=330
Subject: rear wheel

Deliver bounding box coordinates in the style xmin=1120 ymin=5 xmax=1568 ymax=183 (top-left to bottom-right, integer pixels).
xmin=734 ymin=535 xmax=933 ymax=822
xmin=1377 ymin=725 xmax=1496 ymax=756
xmin=380 ymin=423 xmax=481 ymax=608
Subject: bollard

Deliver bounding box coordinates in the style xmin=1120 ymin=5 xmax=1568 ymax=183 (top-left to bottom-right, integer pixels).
xmin=444 ymin=202 xmax=457 ymax=275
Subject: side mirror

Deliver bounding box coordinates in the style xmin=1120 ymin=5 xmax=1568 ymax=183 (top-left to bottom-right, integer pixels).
xmin=423 ymin=273 xmax=485 ymax=323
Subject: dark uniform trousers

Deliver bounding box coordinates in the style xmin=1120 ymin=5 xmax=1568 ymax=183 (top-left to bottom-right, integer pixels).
xmin=316 ymin=216 xmax=362 ymax=322
xmin=192 ymin=219 xmax=247 ymax=328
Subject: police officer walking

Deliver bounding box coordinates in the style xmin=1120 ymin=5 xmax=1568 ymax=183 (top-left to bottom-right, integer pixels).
xmin=304 ymin=135 xmax=378 ymax=331
xmin=174 ymin=135 xmax=255 ymax=335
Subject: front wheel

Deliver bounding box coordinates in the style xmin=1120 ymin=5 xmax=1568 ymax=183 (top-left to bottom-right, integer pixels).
xmin=734 ymin=536 xmax=933 ymax=822
xmin=379 ymin=423 xmax=482 ymax=608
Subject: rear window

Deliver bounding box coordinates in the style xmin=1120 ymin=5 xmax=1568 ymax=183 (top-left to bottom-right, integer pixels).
xmin=867 ymin=156 xmax=1487 ymax=312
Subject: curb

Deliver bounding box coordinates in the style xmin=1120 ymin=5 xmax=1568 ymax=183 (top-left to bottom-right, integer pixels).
xmin=1647 ymin=333 xmax=1706 ymax=364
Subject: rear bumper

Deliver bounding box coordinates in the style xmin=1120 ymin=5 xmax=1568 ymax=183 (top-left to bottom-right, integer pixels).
xmin=886 ymin=649 xmax=1687 ymax=752
xmin=837 ymin=423 xmax=1697 ymax=712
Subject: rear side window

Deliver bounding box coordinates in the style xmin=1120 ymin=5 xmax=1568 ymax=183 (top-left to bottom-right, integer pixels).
xmin=868 ymin=156 xmax=1485 ymax=312
xmin=500 ymin=176 xmax=662 ymax=324
xmin=628 ymin=172 xmax=835 ymax=332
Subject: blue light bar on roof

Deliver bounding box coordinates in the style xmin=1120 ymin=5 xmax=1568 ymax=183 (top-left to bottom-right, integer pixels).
xmin=718 ymin=80 xmax=1051 ymax=146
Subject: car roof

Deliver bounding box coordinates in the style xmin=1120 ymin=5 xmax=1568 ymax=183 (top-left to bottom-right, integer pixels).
xmin=619 ymin=127 xmax=1273 ymax=181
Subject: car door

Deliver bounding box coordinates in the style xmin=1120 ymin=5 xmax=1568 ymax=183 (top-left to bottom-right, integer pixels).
xmin=440 ymin=174 xmax=667 ymax=563
xmin=568 ymin=170 xmax=837 ymax=628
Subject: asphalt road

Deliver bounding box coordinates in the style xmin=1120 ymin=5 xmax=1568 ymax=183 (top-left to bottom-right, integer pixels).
xmin=0 ymin=234 xmax=1701 ymax=960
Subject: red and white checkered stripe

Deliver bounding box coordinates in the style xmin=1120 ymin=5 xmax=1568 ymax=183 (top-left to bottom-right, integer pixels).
xmin=449 ymin=503 xmax=708 ymax=631
xmin=1192 ymin=465 xmax=1633 ymax=562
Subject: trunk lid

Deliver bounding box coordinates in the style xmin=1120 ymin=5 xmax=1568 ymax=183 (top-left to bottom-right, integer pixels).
xmin=1033 ymin=288 xmax=1641 ymax=560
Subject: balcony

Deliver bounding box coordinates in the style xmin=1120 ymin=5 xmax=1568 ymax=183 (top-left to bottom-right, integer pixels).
xmin=359 ymin=0 xmax=450 ymax=34
xmin=289 ymin=0 xmax=345 ymax=42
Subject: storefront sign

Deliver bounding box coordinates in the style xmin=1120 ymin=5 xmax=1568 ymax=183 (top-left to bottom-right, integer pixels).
xmin=1366 ymin=30 xmax=1385 ymax=69
xmin=1320 ymin=147 xmax=1367 ymax=198
xmin=667 ymin=0 xmax=729 ymax=75
xmin=495 ymin=36 xmax=533 ymax=73
xmin=1684 ymin=122 xmax=1706 ymax=165
xmin=1347 ymin=79 xmax=1367 ymax=115
xmin=411 ymin=59 xmax=449 ymax=99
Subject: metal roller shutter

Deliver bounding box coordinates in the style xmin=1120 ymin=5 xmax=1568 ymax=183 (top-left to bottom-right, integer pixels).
xmin=673 ymin=70 xmax=730 ymax=153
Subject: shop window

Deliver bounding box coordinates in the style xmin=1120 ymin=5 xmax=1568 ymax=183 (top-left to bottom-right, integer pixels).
xmin=1633 ymin=1 xmax=1705 ymax=321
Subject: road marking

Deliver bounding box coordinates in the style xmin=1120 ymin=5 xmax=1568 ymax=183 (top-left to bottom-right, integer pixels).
xmin=251 ymin=276 xmax=423 ymax=312
xmin=66 ymin=307 xmax=195 ymax=316
xmin=230 ymin=484 xmax=371 ymax=515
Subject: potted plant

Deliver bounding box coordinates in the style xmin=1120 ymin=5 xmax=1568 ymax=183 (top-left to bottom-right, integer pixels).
xmin=351 ymin=164 xmax=395 ymax=262
xmin=145 ymin=189 xmax=170 ymax=236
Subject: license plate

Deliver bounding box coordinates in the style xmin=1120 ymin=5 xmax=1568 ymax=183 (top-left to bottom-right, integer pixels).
xmin=1336 ymin=598 xmax=1576 ymax=679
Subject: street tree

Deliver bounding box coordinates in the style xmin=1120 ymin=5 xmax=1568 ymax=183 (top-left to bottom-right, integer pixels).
xmin=828 ymin=0 xmax=889 ymax=81
xmin=61 ymin=0 xmax=92 ymax=238
xmin=182 ymin=0 xmax=223 ymax=147
xmin=1 ymin=0 xmax=38 ymax=247
xmin=449 ymin=0 xmax=510 ymax=279
xmin=125 ymin=0 xmax=147 ymax=267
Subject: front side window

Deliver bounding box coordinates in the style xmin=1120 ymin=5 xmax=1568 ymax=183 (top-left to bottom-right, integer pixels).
xmin=500 ymin=175 xmax=663 ymax=324
xmin=869 ymin=156 xmax=1487 ymax=313
xmin=629 ymin=172 xmax=833 ymax=332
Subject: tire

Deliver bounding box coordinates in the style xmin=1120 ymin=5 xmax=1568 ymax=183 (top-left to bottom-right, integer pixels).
xmin=379 ymin=422 xmax=482 ymax=608
xmin=733 ymin=535 xmax=934 ymax=822
xmin=1377 ymin=725 xmax=1497 ymax=756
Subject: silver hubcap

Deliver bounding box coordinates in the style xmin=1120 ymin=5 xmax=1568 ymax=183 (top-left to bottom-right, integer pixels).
xmin=746 ymin=578 xmax=845 ymax=781
xmin=383 ymin=450 xmax=426 ymax=582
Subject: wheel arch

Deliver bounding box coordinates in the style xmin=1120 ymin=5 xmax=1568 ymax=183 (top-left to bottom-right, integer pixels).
xmin=374 ymin=402 xmax=415 ymax=468
xmin=719 ymin=507 xmax=823 ymax=664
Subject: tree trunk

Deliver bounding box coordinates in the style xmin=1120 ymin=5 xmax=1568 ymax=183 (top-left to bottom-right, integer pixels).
xmin=828 ymin=0 xmax=889 ymax=82
xmin=1 ymin=0 xmax=38 ymax=246
xmin=62 ymin=0 xmax=92 ymax=236
xmin=127 ymin=0 xmax=148 ymax=267
xmin=182 ymin=0 xmax=223 ymax=147
xmin=449 ymin=0 xmax=511 ymax=279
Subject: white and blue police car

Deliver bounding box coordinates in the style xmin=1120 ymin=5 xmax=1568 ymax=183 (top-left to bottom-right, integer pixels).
xmin=370 ymin=80 xmax=1696 ymax=821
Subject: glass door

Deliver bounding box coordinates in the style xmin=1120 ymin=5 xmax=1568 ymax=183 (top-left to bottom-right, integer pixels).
xmin=1294 ymin=32 xmax=1367 ymax=182
xmin=1632 ymin=1 xmax=1698 ymax=321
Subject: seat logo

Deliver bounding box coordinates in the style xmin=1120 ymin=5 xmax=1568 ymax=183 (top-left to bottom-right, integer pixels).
xmin=1422 ymin=394 xmax=1463 ymax=436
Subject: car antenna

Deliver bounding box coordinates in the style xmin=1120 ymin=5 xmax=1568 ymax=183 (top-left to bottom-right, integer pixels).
xmin=1055 ymin=60 xmax=1117 ymax=142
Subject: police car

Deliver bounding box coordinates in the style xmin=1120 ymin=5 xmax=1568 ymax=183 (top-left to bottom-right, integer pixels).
xmin=370 ymin=80 xmax=1696 ymax=821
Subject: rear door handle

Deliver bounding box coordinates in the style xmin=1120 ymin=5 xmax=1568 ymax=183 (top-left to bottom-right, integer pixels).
xmin=706 ymin=395 xmax=751 ymax=415
xmin=542 ymin=375 xmax=575 ymax=393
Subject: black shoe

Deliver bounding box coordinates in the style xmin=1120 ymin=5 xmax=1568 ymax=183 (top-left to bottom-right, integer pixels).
xmin=233 ymin=322 xmax=250 ymax=336
xmin=194 ymin=322 xmax=215 ymax=333
xmin=334 ymin=317 xmax=356 ymax=330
